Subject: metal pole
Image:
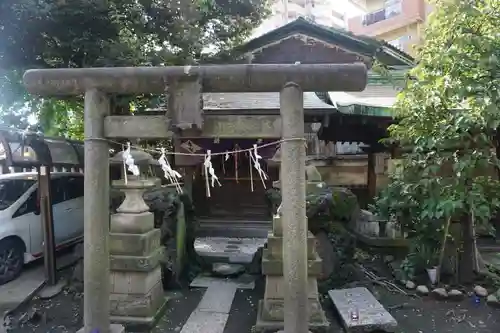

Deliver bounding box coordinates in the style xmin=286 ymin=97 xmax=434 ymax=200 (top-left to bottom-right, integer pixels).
xmin=280 ymin=82 xmax=309 ymax=333
xmin=38 ymin=166 xmax=57 ymax=285
xmin=83 ymin=89 xmax=110 ymax=333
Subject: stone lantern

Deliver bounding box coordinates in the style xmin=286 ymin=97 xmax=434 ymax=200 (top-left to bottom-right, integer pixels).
xmin=110 ymin=149 xmax=161 ymax=184
xmin=108 ymin=149 xmax=167 ymax=330
xmin=310 ymin=122 xmax=322 ymax=157
xmin=257 ymin=163 xmax=328 ymax=331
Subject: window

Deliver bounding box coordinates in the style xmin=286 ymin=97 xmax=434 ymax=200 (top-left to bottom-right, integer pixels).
xmin=384 ymin=0 xmax=402 ymax=18
xmin=362 ymin=0 xmax=402 ymax=26
xmin=13 ymin=190 xmax=38 ymax=218
xmin=50 ymin=178 xmax=66 ymax=205
xmin=65 ymin=176 xmax=84 ymax=200
xmin=0 ymin=179 xmax=36 ymax=210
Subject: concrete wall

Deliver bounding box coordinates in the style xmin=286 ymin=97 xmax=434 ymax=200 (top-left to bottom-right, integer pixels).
xmin=377 ymin=22 xmax=422 ymax=56
xmin=348 ymin=0 xmax=427 ymax=39
xmin=365 ymin=0 xmax=385 ymax=13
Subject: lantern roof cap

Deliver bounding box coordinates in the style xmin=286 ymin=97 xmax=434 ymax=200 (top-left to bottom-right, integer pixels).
xmin=110 ymin=149 xmax=158 ymax=165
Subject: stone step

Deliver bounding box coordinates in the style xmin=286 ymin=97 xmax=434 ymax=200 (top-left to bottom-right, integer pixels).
xmin=261 ymin=249 xmax=322 ymax=276
xmin=211 ymin=263 xmax=246 ymax=277
xmin=197 ymin=218 xmax=271 ymax=225
xmin=196 ymin=218 xmax=271 ymax=238
xmin=328 ymin=287 xmax=398 ymax=333
xmin=194 ymin=236 xmax=268 ymax=264
xmin=266 ymin=232 xmax=317 ymax=260
xmin=199 ymin=212 xmax=270 ymax=221
xmin=206 ymin=210 xmax=269 ymax=218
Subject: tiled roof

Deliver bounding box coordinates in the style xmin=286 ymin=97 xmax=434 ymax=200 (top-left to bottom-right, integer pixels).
xmin=236 ymin=17 xmax=415 ymax=67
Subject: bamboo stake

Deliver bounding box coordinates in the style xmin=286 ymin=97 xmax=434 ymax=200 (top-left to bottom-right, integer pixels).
xmin=437 ymin=217 xmax=452 ymax=284
xmin=471 ymin=209 xmax=481 ymax=273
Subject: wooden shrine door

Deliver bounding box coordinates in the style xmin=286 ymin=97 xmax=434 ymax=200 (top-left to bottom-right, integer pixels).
xmin=193 ymin=150 xmax=278 ymax=221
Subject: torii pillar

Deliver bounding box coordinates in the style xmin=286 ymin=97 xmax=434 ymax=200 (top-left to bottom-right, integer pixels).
xmin=22 ymin=63 xmax=367 ymax=333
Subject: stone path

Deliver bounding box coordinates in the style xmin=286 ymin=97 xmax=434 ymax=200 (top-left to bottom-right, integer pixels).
xmin=177 ymin=274 xmax=256 ymax=333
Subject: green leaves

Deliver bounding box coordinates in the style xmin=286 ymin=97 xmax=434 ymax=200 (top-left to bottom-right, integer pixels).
xmin=0 ymin=0 xmax=271 ymax=138
xmin=375 ymin=0 xmax=500 ymax=246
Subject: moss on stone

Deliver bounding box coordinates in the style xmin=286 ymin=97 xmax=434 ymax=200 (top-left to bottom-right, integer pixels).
xmin=265 ymin=185 xmax=360 ymax=233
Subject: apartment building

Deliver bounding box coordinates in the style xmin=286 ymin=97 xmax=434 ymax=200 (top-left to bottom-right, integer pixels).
xmin=347 ymin=0 xmax=433 ymax=56
xmin=251 ymin=0 xmax=347 ymax=39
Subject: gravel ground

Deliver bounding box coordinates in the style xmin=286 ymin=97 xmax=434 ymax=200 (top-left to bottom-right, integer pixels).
xmin=374 ymin=288 xmax=500 ymax=333
xmin=4 ymin=273 xmax=500 ymax=333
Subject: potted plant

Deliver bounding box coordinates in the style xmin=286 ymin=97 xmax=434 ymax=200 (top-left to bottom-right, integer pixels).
xmin=418 ymin=244 xmax=440 ymax=284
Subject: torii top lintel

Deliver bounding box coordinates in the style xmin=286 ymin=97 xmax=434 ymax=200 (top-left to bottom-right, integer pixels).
xmin=23 ymin=63 xmax=367 ymax=96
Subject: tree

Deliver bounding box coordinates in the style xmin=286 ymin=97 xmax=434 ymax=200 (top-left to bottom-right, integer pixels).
xmin=374 ymin=0 xmax=500 ymax=283
xmin=0 ymin=0 xmax=270 ymax=138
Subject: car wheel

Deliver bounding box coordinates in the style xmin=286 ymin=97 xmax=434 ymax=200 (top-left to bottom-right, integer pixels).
xmin=0 ymin=238 xmax=24 ymax=285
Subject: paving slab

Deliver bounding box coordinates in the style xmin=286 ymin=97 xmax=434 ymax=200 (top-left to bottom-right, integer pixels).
xmin=180 ymin=311 xmax=229 ymax=333
xmin=0 ymin=268 xmax=44 ymax=315
xmin=181 ymin=276 xmax=254 ymax=333
xmin=197 ymin=284 xmax=237 ymax=314
xmin=190 ymin=273 xmax=256 ymax=290
xmin=328 ymin=287 xmax=397 ymax=333
xmin=0 ymin=251 xmax=78 ymax=314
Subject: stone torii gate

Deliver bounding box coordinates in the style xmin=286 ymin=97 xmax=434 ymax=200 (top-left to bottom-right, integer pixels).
xmin=23 ymin=63 xmax=367 ymax=333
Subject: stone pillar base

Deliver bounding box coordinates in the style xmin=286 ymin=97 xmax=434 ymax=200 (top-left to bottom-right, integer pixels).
xmin=77 ymin=324 xmax=125 ymax=333
xmin=255 ymin=300 xmax=329 ymax=333
xmin=257 ymin=215 xmax=329 ymax=332
xmin=110 ymin=296 xmax=169 ymax=332
xmin=259 ymin=276 xmax=328 ymax=324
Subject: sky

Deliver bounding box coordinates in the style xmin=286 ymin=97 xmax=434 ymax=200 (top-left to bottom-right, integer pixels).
xmin=250 ymin=0 xmax=365 ymax=39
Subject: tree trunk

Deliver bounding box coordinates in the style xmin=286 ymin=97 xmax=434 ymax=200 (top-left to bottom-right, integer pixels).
xmin=458 ymin=214 xmax=476 ymax=284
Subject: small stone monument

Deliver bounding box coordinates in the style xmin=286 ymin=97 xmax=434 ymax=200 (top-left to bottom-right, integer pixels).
xmin=328 ymin=287 xmax=398 ymax=332
xmin=256 ymin=164 xmax=328 ymax=331
xmin=108 ymin=150 xmax=167 ymax=331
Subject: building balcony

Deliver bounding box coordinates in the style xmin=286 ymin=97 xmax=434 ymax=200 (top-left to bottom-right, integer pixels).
xmin=347 ymin=0 xmax=426 ymax=37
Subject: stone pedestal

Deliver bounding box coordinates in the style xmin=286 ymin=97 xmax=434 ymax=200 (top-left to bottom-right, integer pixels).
xmin=256 ymin=215 xmax=328 ymax=332
xmin=109 ymin=179 xmax=168 ymax=331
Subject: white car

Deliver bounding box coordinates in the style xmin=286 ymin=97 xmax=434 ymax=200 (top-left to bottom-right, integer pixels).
xmin=0 ymin=172 xmax=84 ymax=285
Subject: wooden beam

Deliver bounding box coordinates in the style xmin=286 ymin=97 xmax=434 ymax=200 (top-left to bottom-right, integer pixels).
xmin=104 ymin=115 xmax=173 ymax=139
xmin=200 ymin=115 xmax=281 ymax=138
